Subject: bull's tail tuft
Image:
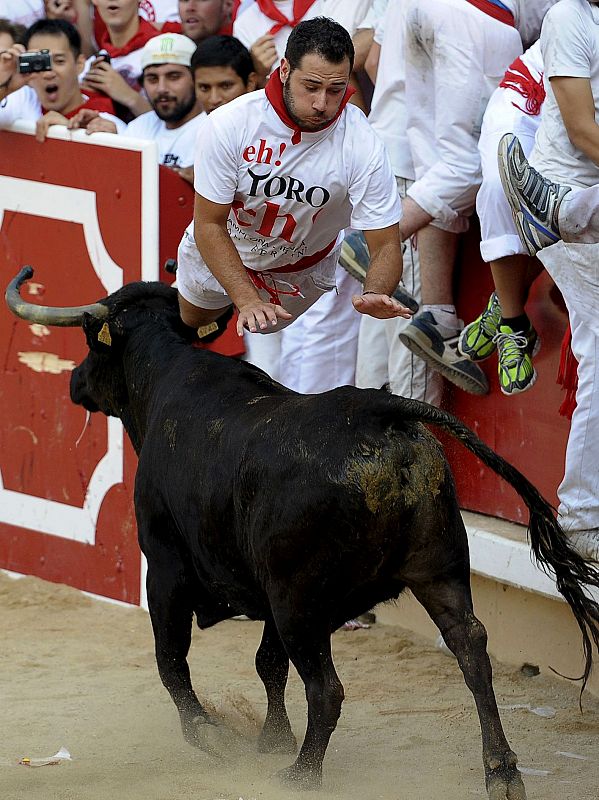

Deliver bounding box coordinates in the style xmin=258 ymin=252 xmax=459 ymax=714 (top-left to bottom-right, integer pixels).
xmin=392 ymin=396 xmax=599 ymax=694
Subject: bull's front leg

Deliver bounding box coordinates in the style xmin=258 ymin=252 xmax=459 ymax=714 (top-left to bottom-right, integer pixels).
xmin=144 ymin=536 xmax=215 ymax=749
xmin=255 ymin=617 xmax=297 ymax=754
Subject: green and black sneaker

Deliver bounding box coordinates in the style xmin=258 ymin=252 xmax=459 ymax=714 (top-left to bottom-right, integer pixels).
xmin=458 ymin=293 xmax=502 ymax=362
xmin=494 ymin=323 xmax=540 ymax=395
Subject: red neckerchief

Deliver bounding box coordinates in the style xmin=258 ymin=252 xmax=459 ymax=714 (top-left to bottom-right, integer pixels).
xmin=160 ymin=20 xmax=182 ymax=33
xmin=43 ymin=93 xmax=117 ymax=118
xmin=463 ymin=0 xmax=514 ymax=26
xmin=265 ymin=67 xmax=355 ymax=144
xmin=94 ymin=15 xmax=159 ymax=58
xmin=255 ymin=0 xmax=318 ymax=35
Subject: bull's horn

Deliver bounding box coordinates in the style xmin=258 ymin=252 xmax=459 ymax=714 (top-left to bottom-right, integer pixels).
xmin=5 ymin=266 xmax=109 ymax=326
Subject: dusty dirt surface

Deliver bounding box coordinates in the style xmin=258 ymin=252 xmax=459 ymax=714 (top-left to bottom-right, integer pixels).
xmin=1 ymin=571 xmax=598 ymax=800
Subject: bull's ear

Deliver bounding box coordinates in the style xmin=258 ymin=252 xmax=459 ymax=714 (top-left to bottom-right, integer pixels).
xmin=82 ymin=312 xmax=113 ymax=352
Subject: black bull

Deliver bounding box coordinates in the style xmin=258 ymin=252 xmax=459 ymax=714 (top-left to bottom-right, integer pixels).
xmin=6 ymin=268 xmax=599 ymax=799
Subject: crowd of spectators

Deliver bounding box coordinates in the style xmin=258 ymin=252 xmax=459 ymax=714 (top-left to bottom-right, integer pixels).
xmin=1 ymin=0 xmax=598 ymax=560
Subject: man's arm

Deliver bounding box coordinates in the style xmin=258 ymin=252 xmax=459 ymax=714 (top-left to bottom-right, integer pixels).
xmin=82 ymin=62 xmax=151 ymax=118
xmin=364 ymin=41 xmax=381 ymax=85
xmin=194 ymin=193 xmax=292 ymax=334
xmin=0 ymin=45 xmax=28 ymax=103
xmin=351 ymin=225 xmax=412 ymax=319
xmin=551 ymin=76 xmax=599 ymax=166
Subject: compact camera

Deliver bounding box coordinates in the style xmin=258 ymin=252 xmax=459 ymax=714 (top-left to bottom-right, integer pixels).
xmin=17 ymin=49 xmax=52 ymax=74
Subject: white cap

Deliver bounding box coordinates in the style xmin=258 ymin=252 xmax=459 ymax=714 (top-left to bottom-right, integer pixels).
xmin=140 ymin=34 xmax=197 ymax=71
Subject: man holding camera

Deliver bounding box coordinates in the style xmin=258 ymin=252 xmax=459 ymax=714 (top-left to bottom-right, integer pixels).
xmin=0 ymin=18 xmax=123 ymax=139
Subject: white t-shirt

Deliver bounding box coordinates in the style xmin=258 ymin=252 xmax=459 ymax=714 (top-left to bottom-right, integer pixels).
xmin=82 ymin=48 xmax=145 ymax=93
xmin=367 ymin=0 xmax=413 ymax=181
xmin=124 ymin=110 xmax=206 ymax=166
xmin=318 ymin=0 xmax=374 ymax=37
xmin=501 ymin=1 xmax=559 ymax=48
xmin=520 ymin=37 xmax=544 ymax=79
xmin=233 ymin=0 xmax=321 ymax=69
xmin=138 ymin=0 xmax=179 ymax=23
xmin=191 ymin=89 xmax=401 ymax=271
xmin=0 ymin=85 xmax=125 ymax=131
xmin=356 ymin=0 xmax=389 ymax=31
xmin=530 ymin=0 xmax=599 ymax=188
xmin=3 ymin=0 xmax=44 ymax=26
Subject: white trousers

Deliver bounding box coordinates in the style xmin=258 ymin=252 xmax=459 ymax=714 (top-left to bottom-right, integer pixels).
xmin=556 ymin=305 xmax=599 ymax=531
xmin=404 ymin=0 xmax=522 ymax=233
xmin=538 ymin=188 xmax=599 ymax=339
xmin=277 ymin=265 xmax=362 ymax=393
xmin=536 ymin=188 xmax=599 ymax=530
xmin=477 ymin=85 xmax=541 ymax=263
xmin=243 ymin=264 xmax=361 ymax=392
xmin=560 ymin=184 xmax=599 ymax=245
xmin=355 ymin=179 xmax=443 ymax=405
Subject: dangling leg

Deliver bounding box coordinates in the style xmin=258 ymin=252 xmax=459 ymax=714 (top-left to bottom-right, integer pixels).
xmin=410 ymin=577 xmax=526 ymax=800
xmin=255 ymin=616 xmax=297 ymax=754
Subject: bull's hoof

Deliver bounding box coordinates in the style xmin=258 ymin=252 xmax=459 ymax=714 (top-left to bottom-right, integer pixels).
xmin=181 ymin=713 xmax=222 ymax=753
xmin=277 ymin=762 xmax=322 ymax=790
xmin=486 ymin=758 xmax=527 ymax=800
xmin=258 ymin=724 xmax=297 ymax=755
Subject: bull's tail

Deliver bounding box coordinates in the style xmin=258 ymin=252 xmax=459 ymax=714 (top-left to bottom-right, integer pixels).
xmin=392 ymin=396 xmax=599 ymax=693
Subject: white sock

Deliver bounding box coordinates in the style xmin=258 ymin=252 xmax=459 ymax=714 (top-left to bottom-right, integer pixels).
xmin=422 ymin=304 xmax=459 ymax=331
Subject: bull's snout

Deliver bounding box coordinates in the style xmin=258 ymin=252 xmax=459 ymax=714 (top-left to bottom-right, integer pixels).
xmin=70 ymin=365 xmax=99 ymax=412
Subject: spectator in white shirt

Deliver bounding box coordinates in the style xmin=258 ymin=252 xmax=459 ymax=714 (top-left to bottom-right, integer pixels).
xmin=0 ymin=18 xmax=123 ymax=140
xmin=73 ymin=33 xmax=204 ymax=183
xmin=233 ymin=0 xmax=320 ymax=87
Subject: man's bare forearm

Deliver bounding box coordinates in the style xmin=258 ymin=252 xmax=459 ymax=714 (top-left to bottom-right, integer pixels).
xmin=195 ymin=221 xmax=261 ymax=308
xmin=552 ymin=77 xmax=599 ymax=168
xmin=568 ymin=118 xmax=599 ymax=168
xmin=362 ymin=238 xmax=403 ymax=296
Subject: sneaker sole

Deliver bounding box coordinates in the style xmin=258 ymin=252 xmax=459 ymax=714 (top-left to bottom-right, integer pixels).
xmin=497 ymin=136 xmax=540 ymax=258
xmin=339 ymin=251 xmax=420 ymax=313
xmin=399 ymin=329 xmax=489 ymax=395
xmin=499 ymin=366 xmax=538 ymax=396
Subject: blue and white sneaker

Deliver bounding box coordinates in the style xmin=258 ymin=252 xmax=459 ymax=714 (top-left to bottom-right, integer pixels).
xmin=399 ymin=311 xmax=489 ymax=395
xmin=497 ymin=134 xmax=571 ymax=257
xmin=339 ymin=230 xmax=419 ymax=313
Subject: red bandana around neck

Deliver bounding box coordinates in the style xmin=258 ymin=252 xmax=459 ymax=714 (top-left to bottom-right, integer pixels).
xmin=256 ymin=0 xmax=318 ymax=35
xmin=42 ymin=92 xmax=117 ymax=118
xmin=265 ymin=68 xmax=355 ymax=144
xmin=94 ymin=15 xmax=159 ymax=58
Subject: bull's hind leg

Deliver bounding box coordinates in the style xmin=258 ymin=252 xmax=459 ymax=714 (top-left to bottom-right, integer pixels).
xmin=255 ymin=617 xmax=297 ymax=754
xmin=410 ymin=579 xmax=527 ymax=800
xmin=144 ymin=530 xmax=214 ymax=748
xmin=273 ymin=615 xmax=344 ymax=789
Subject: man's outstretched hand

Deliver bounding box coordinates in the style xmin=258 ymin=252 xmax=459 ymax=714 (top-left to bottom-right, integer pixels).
xmin=237 ymin=301 xmax=293 ymax=335
xmin=352 ymin=293 xmax=414 ymax=319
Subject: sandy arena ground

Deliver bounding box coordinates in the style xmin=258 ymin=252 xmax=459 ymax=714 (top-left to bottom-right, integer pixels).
xmin=1 ymin=570 xmax=598 ymax=800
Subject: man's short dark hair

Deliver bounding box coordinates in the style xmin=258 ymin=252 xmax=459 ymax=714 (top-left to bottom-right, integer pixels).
xmin=285 ymin=17 xmax=354 ymax=74
xmin=24 ymin=18 xmax=82 ymax=59
xmin=0 ymin=18 xmax=27 ymax=45
xmin=191 ymin=35 xmax=254 ymax=85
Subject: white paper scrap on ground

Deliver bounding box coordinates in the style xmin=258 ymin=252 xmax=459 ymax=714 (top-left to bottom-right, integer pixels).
xmin=18 ymin=747 xmax=72 ymax=767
